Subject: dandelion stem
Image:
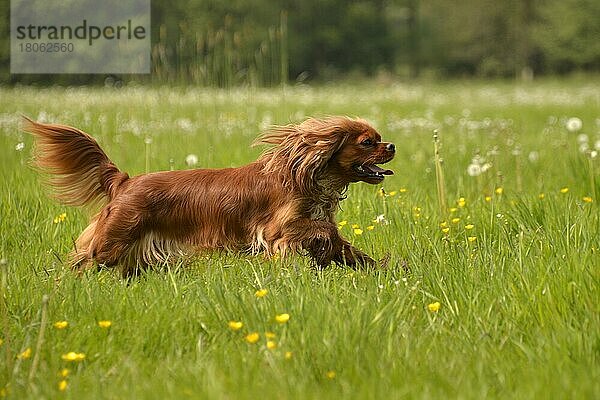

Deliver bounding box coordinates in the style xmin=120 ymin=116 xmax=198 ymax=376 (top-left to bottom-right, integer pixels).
xmin=433 ymin=130 xmax=447 ymax=216
xmin=515 ymin=151 xmax=523 ymax=193
xmin=28 ymin=295 xmax=49 ymax=384
xmin=145 ymin=138 xmax=151 ymax=173
xmin=589 ymin=157 xmax=596 ymax=199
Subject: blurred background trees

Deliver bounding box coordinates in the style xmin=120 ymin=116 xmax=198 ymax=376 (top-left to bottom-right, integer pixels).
xmin=1 ymin=0 xmax=599 ymax=85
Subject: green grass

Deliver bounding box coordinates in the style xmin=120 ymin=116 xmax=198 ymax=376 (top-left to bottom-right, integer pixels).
xmin=0 ymin=81 xmax=599 ymax=399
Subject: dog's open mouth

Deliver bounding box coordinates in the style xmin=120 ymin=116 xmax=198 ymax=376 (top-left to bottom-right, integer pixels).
xmin=353 ymin=163 xmax=394 ymax=181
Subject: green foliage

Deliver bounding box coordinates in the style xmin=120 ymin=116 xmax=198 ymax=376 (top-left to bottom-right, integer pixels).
xmin=2 ymin=0 xmax=600 ymax=84
xmin=0 ymin=81 xmax=599 ymax=398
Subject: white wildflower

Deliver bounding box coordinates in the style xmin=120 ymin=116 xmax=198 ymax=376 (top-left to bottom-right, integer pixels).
xmin=577 ymin=134 xmax=589 ymax=144
xmin=566 ymin=117 xmax=582 ymax=133
xmin=467 ymin=163 xmax=482 ymax=177
xmin=185 ymin=154 xmax=198 ymax=167
xmin=15 ymin=142 xmax=25 ymax=151
xmin=176 ymin=118 xmax=194 ymax=132
xmin=528 ymin=151 xmax=539 ymax=163
xmin=374 ymin=214 xmax=388 ymax=224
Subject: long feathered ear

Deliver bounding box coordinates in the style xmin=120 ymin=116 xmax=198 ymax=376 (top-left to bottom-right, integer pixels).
xmin=255 ymin=117 xmax=352 ymax=192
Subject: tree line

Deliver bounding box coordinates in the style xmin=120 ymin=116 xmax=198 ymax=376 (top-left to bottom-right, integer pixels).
xmin=2 ymin=0 xmax=599 ymax=85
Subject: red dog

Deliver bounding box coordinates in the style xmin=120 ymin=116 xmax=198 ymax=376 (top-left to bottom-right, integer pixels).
xmin=27 ymin=116 xmax=395 ymax=276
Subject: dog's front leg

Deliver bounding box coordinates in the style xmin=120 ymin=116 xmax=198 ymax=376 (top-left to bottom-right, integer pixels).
xmin=333 ymin=241 xmax=375 ymax=269
xmin=284 ymin=219 xmax=374 ymax=268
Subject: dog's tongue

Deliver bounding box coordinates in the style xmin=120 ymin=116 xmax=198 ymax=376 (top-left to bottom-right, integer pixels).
xmin=365 ymin=164 xmax=394 ymax=175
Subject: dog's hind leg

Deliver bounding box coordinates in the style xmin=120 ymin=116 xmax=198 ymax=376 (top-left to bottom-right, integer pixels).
xmin=70 ymin=218 xmax=99 ymax=273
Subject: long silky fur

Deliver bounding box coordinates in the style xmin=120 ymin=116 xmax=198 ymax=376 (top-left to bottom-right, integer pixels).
xmin=26 ymin=117 xmax=128 ymax=207
xmin=26 ymin=116 xmax=394 ymax=276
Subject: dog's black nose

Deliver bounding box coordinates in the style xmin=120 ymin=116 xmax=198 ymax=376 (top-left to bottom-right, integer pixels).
xmin=386 ymin=143 xmax=395 ymax=152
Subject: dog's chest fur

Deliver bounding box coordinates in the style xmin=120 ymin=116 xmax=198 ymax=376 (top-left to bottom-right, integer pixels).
xmin=307 ymin=182 xmax=346 ymax=221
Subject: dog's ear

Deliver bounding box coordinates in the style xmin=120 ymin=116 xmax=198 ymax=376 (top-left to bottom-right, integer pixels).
xmin=256 ymin=117 xmax=352 ymax=192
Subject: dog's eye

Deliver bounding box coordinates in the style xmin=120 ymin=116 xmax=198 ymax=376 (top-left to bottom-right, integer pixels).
xmin=361 ymin=139 xmax=374 ymax=146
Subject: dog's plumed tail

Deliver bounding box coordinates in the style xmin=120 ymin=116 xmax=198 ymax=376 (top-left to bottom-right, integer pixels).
xmin=25 ymin=117 xmax=129 ymax=207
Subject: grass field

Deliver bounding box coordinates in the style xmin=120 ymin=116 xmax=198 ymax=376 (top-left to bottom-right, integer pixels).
xmin=0 ymin=81 xmax=599 ymax=399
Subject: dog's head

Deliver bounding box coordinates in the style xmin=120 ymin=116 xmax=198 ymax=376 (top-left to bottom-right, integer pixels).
xmin=257 ymin=117 xmax=394 ymax=192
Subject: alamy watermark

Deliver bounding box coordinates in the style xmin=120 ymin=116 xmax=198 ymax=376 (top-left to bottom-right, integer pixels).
xmin=11 ymin=0 xmax=150 ymax=74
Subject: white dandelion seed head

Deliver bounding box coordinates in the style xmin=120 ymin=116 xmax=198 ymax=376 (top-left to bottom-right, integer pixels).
xmin=528 ymin=151 xmax=539 ymax=163
xmin=566 ymin=117 xmax=582 ymax=133
xmin=481 ymin=162 xmax=492 ymax=172
xmin=37 ymin=111 xmax=48 ymax=123
xmin=577 ymin=134 xmax=589 ymax=144
xmin=144 ymin=137 xmax=153 ymax=145
xmin=590 ymin=150 xmax=598 ymax=159
xmin=595 ymin=140 xmax=600 ymax=151
xmin=15 ymin=142 xmax=25 ymax=151
xmin=467 ymin=163 xmax=482 ymax=177
xmin=176 ymin=118 xmax=194 ymax=132
xmin=185 ymin=154 xmax=198 ymax=167
xmin=259 ymin=113 xmax=273 ymax=131
xmin=579 ymin=143 xmax=589 ymax=154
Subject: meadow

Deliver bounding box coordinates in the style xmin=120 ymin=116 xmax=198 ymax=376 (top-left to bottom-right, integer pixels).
xmin=0 ymin=80 xmax=599 ymax=399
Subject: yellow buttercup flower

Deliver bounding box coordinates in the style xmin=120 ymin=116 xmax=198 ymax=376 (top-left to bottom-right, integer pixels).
xmin=484 ymin=196 xmax=492 ymax=202
xmin=284 ymin=351 xmax=293 ymax=360
xmin=59 ymin=368 xmax=70 ymax=378
xmin=53 ymin=321 xmax=68 ymax=329
xmin=353 ymin=228 xmax=363 ymax=235
xmin=338 ymin=220 xmax=347 ymax=226
xmin=351 ymin=224 xmax=360 ymax=229
xmin=266 ymin=341 xmax=277 ymax=350
xmin=465 ymin=224 xmax=474 ymax=230
xmin=495 ymin=187 xmax=503 ymax=195
xmin=255 ymin=288 xmax=268 ymax=298
xmin=275 ymin=313 xmax=290 ymax=324
xmin=388 ymin=191 xmax=397 ymax=196
xmin=366 ymin=225 xmax=375 ymax=231
xmin=427 ymin=302 xmax=441 ymax=312
xmin=468 ymin=236 xmax=477 ymax=242
xmin=560 ymin=187 xmax=569 ymax=194
xmin=228 ymin=321 xmax=243 ymax=331
xmin=18 ymin=347 xmax=32 ymax=359
xmin=265 ymin=332 xmax=276 ymax=339
xmin=451 ymin=218 xmax=460 ymax=224
xmin=441 ymin=227 xmax=450 ymax=234
xmin=449 ymin=207 xmax=458 ymax=213
xmin=61 ymin=352 xmax=85 ymax=362
xmin=58 ymin=380 xmax=68 ymax=392
xmin=539 ymin=193 xmax=545 ymax=199
xmin=439 ymin=221 xmax=447 ymax=228
xmin=245 ymin=332 xmax=260 ymax=344
xmin=326 ymin=371 xmax=336 ymax=379
xmin=582 ymin=196 xmax=593 ymax=203
xmin=98 ymin=320 xmax=112 ymax=328
xmin=53 ymin=212 xmax=67 ymax=224
xmin=399 ymin=188 xmax=407 ymax=193
xmin=458 ymin=197 xmax=466 ymax=207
